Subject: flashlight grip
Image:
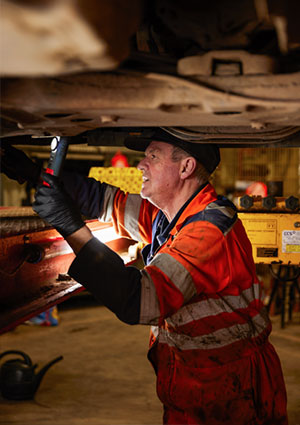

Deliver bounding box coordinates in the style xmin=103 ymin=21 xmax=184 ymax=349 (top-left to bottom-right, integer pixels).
xmin=46 ymin=137 xmax=69 ymax=177
xmin=44 ymin=137 xmax=69 ymax=185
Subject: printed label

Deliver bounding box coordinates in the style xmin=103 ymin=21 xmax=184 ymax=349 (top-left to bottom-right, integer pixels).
xmin=242 ymin=219 xmax=277 ymax=245
xmin=282 ymin=230 xmax=300 ymax=253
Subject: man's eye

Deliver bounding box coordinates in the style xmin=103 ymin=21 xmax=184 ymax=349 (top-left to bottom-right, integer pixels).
xmin=150 ymin=154 xmax=156 ymax=159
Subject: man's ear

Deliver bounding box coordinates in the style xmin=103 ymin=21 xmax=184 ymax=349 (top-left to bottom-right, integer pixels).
xmin=180 ymin=156 xmax=197 ymax=180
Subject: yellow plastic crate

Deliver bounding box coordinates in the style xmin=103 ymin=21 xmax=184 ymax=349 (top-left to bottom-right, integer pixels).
xmin=89 ymin=167 xmax=142 ymax=194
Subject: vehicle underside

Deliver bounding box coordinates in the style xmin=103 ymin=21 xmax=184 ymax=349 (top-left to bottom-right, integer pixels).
xmin=1 ymin=0 xmax=300 ymax=147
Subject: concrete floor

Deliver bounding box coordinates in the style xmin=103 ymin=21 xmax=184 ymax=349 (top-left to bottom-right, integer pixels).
xmin=0 ymin=298 xmax=299 ymax=425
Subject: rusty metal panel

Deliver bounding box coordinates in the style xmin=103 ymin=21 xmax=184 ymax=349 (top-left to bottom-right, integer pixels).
xmin=0 ymin=207 xmax=133 ymax=333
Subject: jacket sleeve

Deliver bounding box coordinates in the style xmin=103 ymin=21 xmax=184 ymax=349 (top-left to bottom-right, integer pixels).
xmin=61 ymin=171 xmax=110 ymax=219
xmin=68 ymin=237 xmax=142 ymax=325
xmin=61 ymin=171 xmax=158 ymax=244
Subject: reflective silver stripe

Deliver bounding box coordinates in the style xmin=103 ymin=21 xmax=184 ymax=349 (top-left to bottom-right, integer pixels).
xmin=149 ymin=252 xmax=197 ymax=302
xmin=98 ymin=185 xmax=118 ymax=222
xmin=204 ymin=202 xmax=237 ymax=235
xmin=205 ymin=202 xmax=236 ymax=218
xmin=151 ymin=325 xmax=159 ymax=338
xmin=166 ymin=283 xmax=262 ymax=328
xmin=124 ymin=194 xmax=143 ymax=241
xmin=139 ymin=270 xmax=160 ymax=325
xmin=160 ymin=312 xmax=269 ymax=351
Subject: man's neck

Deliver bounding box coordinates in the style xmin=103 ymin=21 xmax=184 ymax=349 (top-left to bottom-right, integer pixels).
xmin=162 ymin=180 xmax=207 ymax=222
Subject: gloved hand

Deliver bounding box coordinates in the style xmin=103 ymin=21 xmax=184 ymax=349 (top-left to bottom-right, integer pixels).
xmin=33 ymin=172 xmax=85 ymax=238
xmin=0 ymin=143 xmax=41 ymax=184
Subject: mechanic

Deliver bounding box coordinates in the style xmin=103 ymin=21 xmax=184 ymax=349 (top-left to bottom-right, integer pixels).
xmin=1 ymin=131 xmax=288 ymax=425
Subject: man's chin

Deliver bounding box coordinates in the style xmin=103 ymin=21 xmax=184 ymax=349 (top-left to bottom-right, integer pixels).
xmin=140 ymin=190 xmax=154 ymax=204
xmin=140 ymin=190 xmax=148 ymax=200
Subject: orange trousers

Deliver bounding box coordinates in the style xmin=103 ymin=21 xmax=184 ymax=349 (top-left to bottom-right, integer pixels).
xmin=159 ymin=343 xmax=288 ymax=425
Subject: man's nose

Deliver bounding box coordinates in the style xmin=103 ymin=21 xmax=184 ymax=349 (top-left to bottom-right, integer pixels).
xmin=137 ymin=157 xmax=147 ymax=170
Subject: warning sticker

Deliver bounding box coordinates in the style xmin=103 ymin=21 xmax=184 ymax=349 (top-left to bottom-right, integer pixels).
xmin=282 ymin=230 xmax=300 ymax=253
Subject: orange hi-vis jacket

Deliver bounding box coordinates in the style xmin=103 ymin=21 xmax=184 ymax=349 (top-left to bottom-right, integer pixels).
xmin=96 ymin=181 xmax=288 ymax=424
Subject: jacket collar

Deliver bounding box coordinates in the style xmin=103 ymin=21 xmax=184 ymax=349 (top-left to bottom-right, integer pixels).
xmin=142 ymin=182 xmax=218 ymax=265
xmin=169 ymin=182 xmax=218 ymax=236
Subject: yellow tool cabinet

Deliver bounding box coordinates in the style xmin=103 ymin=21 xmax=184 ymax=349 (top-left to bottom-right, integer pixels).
xmin=239 ymin=213 xmax=300 ymax=265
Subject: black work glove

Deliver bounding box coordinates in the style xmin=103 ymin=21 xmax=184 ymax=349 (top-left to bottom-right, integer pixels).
xmin=0 ymin=143 xmax=41 ymax=184
xmin=33 ymin=172 xmax=85 ymax=238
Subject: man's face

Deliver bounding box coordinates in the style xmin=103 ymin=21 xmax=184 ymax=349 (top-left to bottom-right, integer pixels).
xmin=137 ymin=141 xmax=182 ymax=209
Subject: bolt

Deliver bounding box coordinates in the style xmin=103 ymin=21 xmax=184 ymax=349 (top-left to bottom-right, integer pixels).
xmin=262 ymin=196 xmax=276 ymax=210
xmin=24 ymin=244 xmax=45 ymax=264
xmin=240 ymin=195 xmax=253 ymax=209
xmin=285 ymin=196 xmax=299 ymax=211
